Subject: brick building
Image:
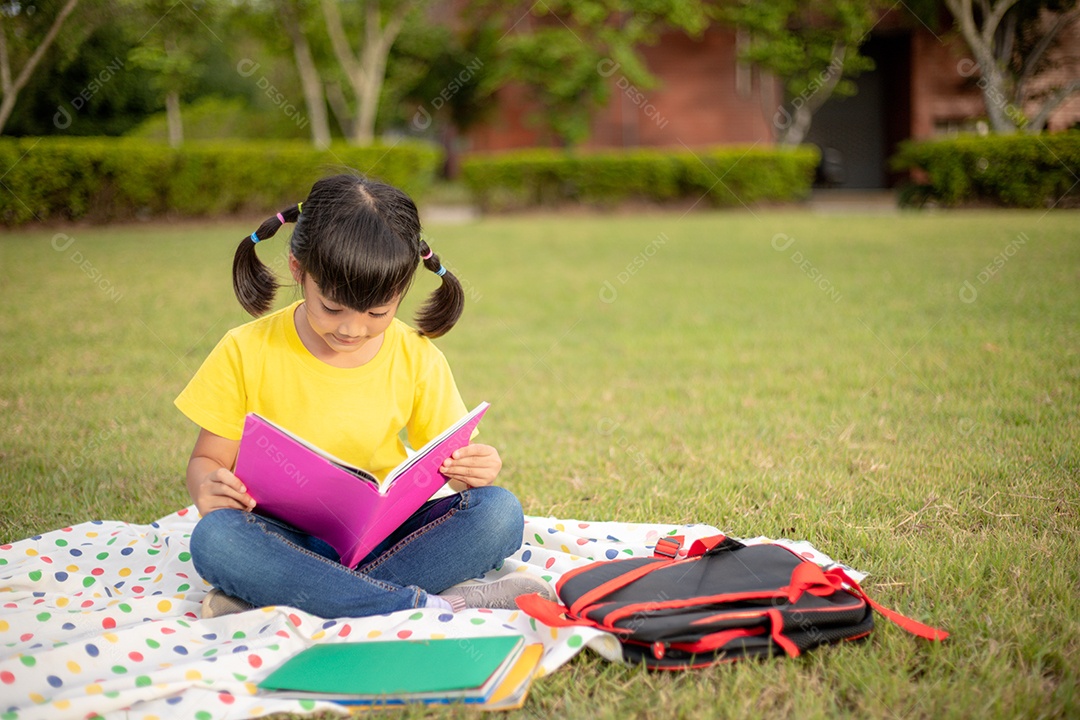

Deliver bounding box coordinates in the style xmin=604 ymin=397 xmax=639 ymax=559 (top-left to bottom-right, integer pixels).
xmin=465 ymin=9 xmax=1080 ymax=188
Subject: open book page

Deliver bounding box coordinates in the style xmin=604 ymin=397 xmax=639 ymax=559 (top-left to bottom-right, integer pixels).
xmin=247 ymin=414 xmax=379 ymax=484
xmin=384 ymin=402 xmax=491 ymax=488
xmin=243 ymin=402 xmax=489 ymax=495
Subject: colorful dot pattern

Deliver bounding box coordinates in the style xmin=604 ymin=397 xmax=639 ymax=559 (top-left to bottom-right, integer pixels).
xmin=0 ymin=506 xmax=860 ymax=719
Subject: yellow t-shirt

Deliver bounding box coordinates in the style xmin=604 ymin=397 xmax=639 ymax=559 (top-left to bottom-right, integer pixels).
xmin=174 ymin=301 xmax=468 ymax=482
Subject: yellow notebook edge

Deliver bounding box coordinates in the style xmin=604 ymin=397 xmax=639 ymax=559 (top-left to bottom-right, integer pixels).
xmin=480 ymin=643 xmax=545 ymax=711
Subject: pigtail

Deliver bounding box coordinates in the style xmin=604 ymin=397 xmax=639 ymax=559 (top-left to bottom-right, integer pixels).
xmin=414 ymin=238 xmax=465 ymax=338
xmin=232 ymin=203 xmax=302 ymax=316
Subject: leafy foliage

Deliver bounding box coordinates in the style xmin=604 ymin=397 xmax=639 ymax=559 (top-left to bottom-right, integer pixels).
xmin=720 ymin=0 xmax=880 ymax=144
xmin=0 ymin=137 xmax=442 ymax=224
xmin=127 ymin=96 xmax=310 ymax=141
xmin=1 ymin=20 xmax=159 ymax=136
xmin=486 ymin=0 xmax=720 ymax=146
xmin=892 ymin=132 xmax=1080 ymax=206
xmin=460 ymin=145 xmax=819 ymax=209
xmin=383 ymin=19 xmax=501 ymax=135
xmin=0 ymin=0 xmax=95 ymax=132
xmin=499 ymin=29 xmax=614 ymax=146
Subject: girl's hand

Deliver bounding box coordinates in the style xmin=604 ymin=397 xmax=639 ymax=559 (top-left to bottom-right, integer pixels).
xmin=186 ymin=428 xmax=249 ymax=516
xmin=193 ymin=466 xmax=256 ymax=516
xmin=441 ymin=443 xmax=501 ymax=489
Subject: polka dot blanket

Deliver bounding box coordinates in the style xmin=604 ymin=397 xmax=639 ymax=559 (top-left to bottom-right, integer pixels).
xmin=0 ymin=508 xmax=863 ymax=719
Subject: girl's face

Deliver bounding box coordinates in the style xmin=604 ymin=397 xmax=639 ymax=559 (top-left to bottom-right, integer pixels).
xmin=290 ymin=256 xmax=400 ymax=358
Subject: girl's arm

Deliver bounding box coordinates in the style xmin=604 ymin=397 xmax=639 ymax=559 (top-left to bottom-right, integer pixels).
xmin=186 ymin=428 xmax=255 ymax=516
xmin=440 ymin=443 xmax=502 ymax=492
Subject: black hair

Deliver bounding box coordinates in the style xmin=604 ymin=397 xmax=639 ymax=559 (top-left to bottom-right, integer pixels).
xmin=232 ymin=174 xmax=464 ymax=338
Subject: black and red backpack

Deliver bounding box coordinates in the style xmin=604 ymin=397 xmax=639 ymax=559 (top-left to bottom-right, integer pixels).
xmin=517 ymin=535 xmax=948 ymax=669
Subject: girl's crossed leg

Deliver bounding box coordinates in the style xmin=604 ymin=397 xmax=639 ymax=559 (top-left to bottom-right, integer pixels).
xmin=189 ymin=485 xmax=525 ymax=618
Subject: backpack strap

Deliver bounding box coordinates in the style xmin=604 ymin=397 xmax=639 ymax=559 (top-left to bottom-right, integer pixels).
xmin=668 ymin=626 xmax=766 ymax=654
xmin=569 ymin=559 xmax=670 ymax=616
xmin=652 ymin=533 xmax=743 ymax=559
xmin=783 ymin=559 xmax=846 ymax=601
xmin=653 ymin=535 xmax=682 ymax=558
xmin=783 ymin=561 xmax=949 ymax=641
xmin=515 ymin=592 xmax=586 ymax=627
xmin=829 ymin=567 xmax=950 ymax=641
xmin=767 ymin=608 xmax=802 ymax=657
xmin=688 ymin=534 xmax=744 ymax=555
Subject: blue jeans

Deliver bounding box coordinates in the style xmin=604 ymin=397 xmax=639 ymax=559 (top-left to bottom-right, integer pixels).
xmin=189 ymin=486 xmax=525 ymax=618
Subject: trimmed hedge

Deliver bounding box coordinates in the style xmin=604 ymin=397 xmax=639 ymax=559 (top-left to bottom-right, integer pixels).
xmin=460 ymin=146 xmax=820 ymax=211
xmin=0 ymin=138 xmax=442 ymax=225
xmin=892 ymin=133 xmax=1080 ymax=208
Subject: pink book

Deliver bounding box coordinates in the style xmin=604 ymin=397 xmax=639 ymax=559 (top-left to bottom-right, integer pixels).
xmin=234 ymin=402 xmax=489 ymax=568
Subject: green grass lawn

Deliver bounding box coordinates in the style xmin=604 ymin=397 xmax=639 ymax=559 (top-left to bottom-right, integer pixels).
xmin=1 ymin=208 xmax=1078 ymax=718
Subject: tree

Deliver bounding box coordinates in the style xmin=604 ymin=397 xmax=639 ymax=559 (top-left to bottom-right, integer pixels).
xmin=229 ymin=0 xmax=333 ymax=148
xmin=4 ymin=19 xmax=159 ymax=136
xmin=938 ymin=0 xmax=1080 ymax=133
xmin=499 ymin=25 xmax=614 ymax=146
xmin=0 ymin=0 xmax=83 ymax=134
xmin=487 ymin=0 xmax=718 ymax=146
xmin=362 ymin=18 xmax=501 ymax=175
xmin=319 ymin=0 xmax=426 ymax=145
xmin=276 ymin=0 xmax=331 ymax=148
xmin=125 ymin=0 xmax=221 ymax=147
xmin=721 ymin=0 xmax=880 ymax=146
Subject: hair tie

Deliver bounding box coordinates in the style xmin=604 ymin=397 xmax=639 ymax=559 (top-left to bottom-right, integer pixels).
xmin=297 ymin=202 xmax=302 ymax=214
xmin=420 ymin=248 xmax=433 ymax=260
xmin=435 ymin=265 xmax=447 ymax=277
xmin=250 ymin=231 xmax=260 ymax=244
xmin=276 ymin=212 xmax=286 ymax=224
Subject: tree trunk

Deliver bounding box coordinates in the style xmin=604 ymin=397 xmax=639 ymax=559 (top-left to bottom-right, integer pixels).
xmin=944 ymin=0 xmax=1022 ymax=133
xmin=776 ymin=44 xmax=846 ymax=146
xmin=350 ymin=0 xmax=402 ymax=144
xmin=1026 ymin=78 xmax=1080 ymax=133
xmin=165 ymin=90 xmax=183 ymax=147
xmin=325 ymin=81 xmax=354 ymax=138
xmin=321 ymin=0 xmax=414 ymax=146
xmin=778 ymin=104 xmax=812 ymax=146
xmin=352 ymin=53 xmax=382 ymax=144
xmin=1013 ymin=6 xmax=1080 ymax=106
xmin=978 ymin=64 xmax=1018 ymax=133
xmin=0 ymin=0 xmax=81 ymax=134
xmin=291 ymin=36 xmax=331 ymax=148
xmin=352 ymin=85 xmax=377 ymax=144
xmin=440 ymin=121 xmax=459 ymax=178
xmin=0 ymin=93 xmax=17 ymax=135
xmin=279 ymin=0 xmax=331 ymax=149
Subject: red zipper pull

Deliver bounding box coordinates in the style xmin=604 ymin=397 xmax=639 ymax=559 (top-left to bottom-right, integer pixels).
xmin=652 ymin=641 xmax=666 ymax=659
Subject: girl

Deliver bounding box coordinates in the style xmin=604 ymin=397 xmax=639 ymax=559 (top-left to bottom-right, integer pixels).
xmin=176 ymin=173 xmax=552 ymax=618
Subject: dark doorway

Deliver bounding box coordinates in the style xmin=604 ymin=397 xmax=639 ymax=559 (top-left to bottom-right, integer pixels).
xmin=805 ymin=33 xmax=912 ymax=188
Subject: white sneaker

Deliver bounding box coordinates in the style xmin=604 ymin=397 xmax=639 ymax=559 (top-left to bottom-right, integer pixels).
xmin=438 ymin=573 xmax=556 ymax=611
xmin=200 ymin=588 xmax=254 ymax=619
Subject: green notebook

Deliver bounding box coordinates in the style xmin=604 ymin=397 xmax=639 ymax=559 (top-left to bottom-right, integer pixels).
xmin=258 ymin=636 xmax=525 ymax=704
